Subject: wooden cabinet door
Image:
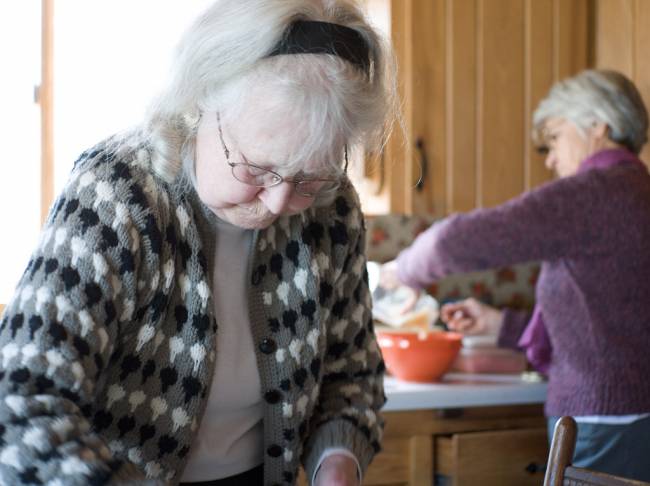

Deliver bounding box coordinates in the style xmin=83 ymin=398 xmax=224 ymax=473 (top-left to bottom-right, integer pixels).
xmin=296 ymin=436 xmax=416 ymax=486
xmin=364 ymin=436 xmax=421 ymax=486
xmin=297 ymin=424 xmax=433 ymax=486
xmin=369 ymin=0 xmax=590 ymax=216
xmin=435 ymin=427 xmax=548 ymax=486
xmin=593 ymin=0 xmax=650 ymax=166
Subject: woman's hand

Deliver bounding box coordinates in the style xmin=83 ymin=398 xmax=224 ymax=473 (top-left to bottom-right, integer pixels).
xmin=378 ymin=259 xmax=402 ymax=290
xmin=314 ymin=454 xmax=360 ymax=486
xmin=441 ymin=298 xmax=504 ymax=335
xmin=378 ymin=260 xmax=419 ymax=314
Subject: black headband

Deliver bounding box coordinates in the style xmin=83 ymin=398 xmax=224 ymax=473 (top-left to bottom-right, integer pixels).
xmin=267 ymin=20 xmax=370 ymax=74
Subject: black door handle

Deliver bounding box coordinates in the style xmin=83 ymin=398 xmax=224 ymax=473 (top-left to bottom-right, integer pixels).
xmin=415 ymin=137 xmax=428 ymax=192
xmin=524 ymin=462 xmax=546 ymax=474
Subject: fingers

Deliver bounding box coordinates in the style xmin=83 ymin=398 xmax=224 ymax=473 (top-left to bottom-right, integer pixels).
xmin=447 ymin=316 xmax=473 ymax=332
xmin=464 ymin=297 xmax=487 ymax=313
xmin=440 ymin=301 xmax=470 ymax=322
xmin=442 ymin=298 xmax=491 ymax=320
xmin=440 ymin=305 xmax=458 ymax=322
xmin=441 ymin=299 xmax=482 ymax=334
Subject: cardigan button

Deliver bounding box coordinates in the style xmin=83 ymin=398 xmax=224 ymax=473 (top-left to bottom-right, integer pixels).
xmin=259 ymin=338 xmax=277 ymax=354
xmin=267 ymin=444 xmax=283 ymax=457
xmin=264 ymin=390 xmax=282 ymax=404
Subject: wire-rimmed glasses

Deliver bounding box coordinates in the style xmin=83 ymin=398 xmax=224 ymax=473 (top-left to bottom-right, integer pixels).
xmin=216 ymin=112 xmax=341 ymax=198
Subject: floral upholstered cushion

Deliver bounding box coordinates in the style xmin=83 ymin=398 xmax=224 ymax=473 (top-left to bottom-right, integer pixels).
xmin=366 ymin=214 xmax=438 ymax=263
xmin=365 ymin=214 xmax=539 ymax=310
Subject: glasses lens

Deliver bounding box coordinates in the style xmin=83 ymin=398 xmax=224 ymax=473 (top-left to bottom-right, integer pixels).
xmin=232 ymin=162 xmax=340 ymax=198
xmin=231 ymin=163 xmax=281 ymax=187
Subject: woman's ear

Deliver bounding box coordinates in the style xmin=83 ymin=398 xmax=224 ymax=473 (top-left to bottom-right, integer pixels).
xmin=588 ymin=121 xmax=621 ymax=152
xmin=591 ymin=121 xmax=610 ymax=141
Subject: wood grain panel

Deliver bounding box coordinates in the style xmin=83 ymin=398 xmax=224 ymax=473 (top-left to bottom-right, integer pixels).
xmin=447 ymin=0 xmax=478 ymax=213
xmin=436 ymin=427 xmax=549 ymax=486
xmin=555 ymin=0 xmax=591 ymax=80
xmin=364 ymin=437 xmax=412 ymax=484
xmin=525 ymin=0 xmax=555 ymax=189
xmin=594 ymin=0 xmax=650 ymax=165
xmin=594 ymin=0 xmax=634 ymax=76
xmin=385 ymin=0 xmax=412 ymax=215
xmin=297 ymin=406 xmax=546 ymax=485
xmin=41 ymin=0 xmax=54 ymax=225
xmin=296 ymin=437 xmax=411 ymax=486
xmin=634 ymin=0 xmax=650 ymax=164
xmin=408 ymin=435 xmax=433 ymax=485
xmin=411 ymin=0 xmax=446 ymax=217
xmin=368 ymin=0 xmax=590 ymax=215
xmin=478 ymin=0 xmax=525 ymax=208
xmin=382 ymin=406 xmax=546 ymax=437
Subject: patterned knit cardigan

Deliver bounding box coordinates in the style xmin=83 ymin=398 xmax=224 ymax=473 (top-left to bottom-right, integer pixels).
xmin=0 ymin=139 xmax=385 ymax=485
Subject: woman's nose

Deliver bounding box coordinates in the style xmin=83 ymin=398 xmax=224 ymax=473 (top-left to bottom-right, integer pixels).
xmin=545 ymin=152 xmax=556 ymax=171
xmin=258 ymin=182 xmax=294 ymax=215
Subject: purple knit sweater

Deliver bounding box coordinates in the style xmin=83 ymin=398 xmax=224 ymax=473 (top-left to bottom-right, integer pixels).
xmin=396 ymin=149 xmax=650 ymax=416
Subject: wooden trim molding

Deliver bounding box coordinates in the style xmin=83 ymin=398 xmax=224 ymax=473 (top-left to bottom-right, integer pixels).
xmin=40 ymin=0 xmax=54 ymax=225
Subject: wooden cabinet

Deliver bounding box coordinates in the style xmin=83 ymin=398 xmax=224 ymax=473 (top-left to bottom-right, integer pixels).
xmin=367 ymin=405 xmax=547 ymax=486
xmin=298 ymin=404 xmax=548 ymax=486
xmin=592 ymin=0 xmax=650 ymax=166
xmin=435 ymin=427 xmax=548 ymax=485
xmin=359 ymin=0 xmax=591 ymax=216
xmin=363 ymin=435 xmax=429 ymax=486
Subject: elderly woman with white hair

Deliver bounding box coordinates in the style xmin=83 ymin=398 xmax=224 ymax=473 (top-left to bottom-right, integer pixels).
xmin=383 ymin=69 xmax=650 ymax=481
xmin=0 ymin=1 xmax=398 ymax=485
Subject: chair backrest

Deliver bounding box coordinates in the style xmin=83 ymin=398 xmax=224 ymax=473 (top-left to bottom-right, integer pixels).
xmin=543 ymin=416 xmax=650 ymax=486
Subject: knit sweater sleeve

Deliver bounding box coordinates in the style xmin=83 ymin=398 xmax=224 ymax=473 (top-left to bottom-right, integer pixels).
xmin=396 ymin=172 xmax=607 ymax=288
xmin=302 ymin=192 xmax=385 ymax=480
xmin=0 ymin=150 xmax=164 ymax=485
xmin=497 ymin=308 xmax=531 ymax=350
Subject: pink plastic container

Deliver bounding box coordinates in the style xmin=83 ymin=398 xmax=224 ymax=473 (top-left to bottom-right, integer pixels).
xmin=451 ymin=335 xmax=527 ymax=374
xmin=451 ymin=347 xmax=527 ymax=373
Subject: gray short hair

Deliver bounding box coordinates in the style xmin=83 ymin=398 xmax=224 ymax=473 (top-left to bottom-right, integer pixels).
xmin=533 ymin=69 xmax=648 ymax=154
xmin=139 ymin=0 xmax=398 ymax=188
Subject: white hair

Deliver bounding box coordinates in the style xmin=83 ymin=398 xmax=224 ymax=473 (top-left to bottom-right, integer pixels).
xmin=533 ymin=69 xmax=648 ymax=154
xmin=137 ymin=0 xmax=398 ymax=195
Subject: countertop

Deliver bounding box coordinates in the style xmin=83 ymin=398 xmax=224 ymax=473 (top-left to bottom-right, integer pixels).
xmin=383 ymin=372 xmax=547 ymax=412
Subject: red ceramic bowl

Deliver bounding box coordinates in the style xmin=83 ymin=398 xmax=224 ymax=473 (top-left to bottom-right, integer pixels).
xmin=377 ymin=330 xmax=463 ymax=382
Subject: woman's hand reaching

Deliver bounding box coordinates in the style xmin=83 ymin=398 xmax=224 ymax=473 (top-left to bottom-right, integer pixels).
xmin=378 ymin=259 xmax=403 ymax=290
xmin=441 ymin=298 xmax=504 ymax=335
xmin=378 ymin=260 xmax=420 ymax=314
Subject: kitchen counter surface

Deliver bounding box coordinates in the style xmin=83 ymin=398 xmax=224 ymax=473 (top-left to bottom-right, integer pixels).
xmin=383 ymin=372 xmax=547 ymax=412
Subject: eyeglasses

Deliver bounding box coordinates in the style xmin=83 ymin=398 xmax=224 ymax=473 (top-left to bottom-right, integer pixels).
xmin=216 ymin=112 xmax=341 ymax=198
xmin=535 ymin=145 xmax=550 ymax=155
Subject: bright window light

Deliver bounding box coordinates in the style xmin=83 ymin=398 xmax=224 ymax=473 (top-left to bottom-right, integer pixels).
xmin=0 ymin=3 xmax=41 ymax=304
xmin=54 ymin=1 xmax=215 ymax=193
xmin=0 ymin=1 xmax=214 ymax=304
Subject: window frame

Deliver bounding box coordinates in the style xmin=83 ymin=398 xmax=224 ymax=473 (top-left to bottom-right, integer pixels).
xmin=40 ymin=0 xmax=54 ymax=225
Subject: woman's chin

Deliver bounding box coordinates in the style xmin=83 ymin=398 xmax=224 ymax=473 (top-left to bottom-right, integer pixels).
xmin=214 ymin=206 xmax=279 ymax=229
xmin=238 ymin=215 xmax=278 ymax=229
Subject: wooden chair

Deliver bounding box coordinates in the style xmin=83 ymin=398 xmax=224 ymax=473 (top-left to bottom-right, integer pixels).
xmin=543 ymin=416 xmax=650 ymax=486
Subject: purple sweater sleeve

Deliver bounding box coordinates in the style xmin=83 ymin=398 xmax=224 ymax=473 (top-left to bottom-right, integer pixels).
xmin=396 ymin=171 xmax=608 ymax=288
xmin=497 ymin=308 xmax=531 ymax=350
